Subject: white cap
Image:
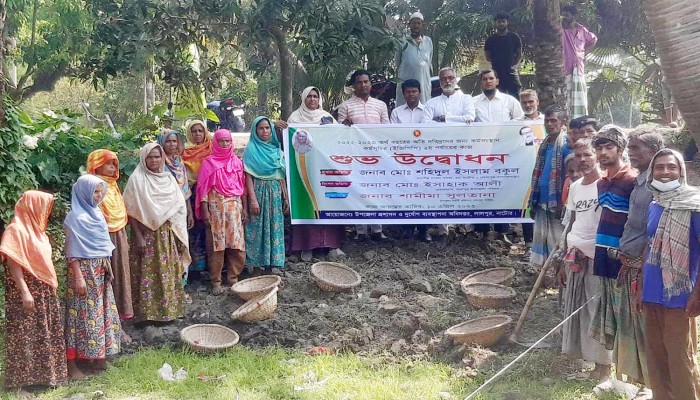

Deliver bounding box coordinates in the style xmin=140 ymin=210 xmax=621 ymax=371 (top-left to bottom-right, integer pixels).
xmin=410 ymin=12 xmax=424 ymax=21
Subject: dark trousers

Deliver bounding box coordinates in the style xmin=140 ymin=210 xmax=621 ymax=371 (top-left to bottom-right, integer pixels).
xmin=474 ymin=224 xmax=509 ymax=234
xmin=495 ymin=69 xmax=522 ymax=98
xmin=522 ymin=223 xmax=533 ymax=243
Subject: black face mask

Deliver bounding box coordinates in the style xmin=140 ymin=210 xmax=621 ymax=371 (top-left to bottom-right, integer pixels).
xmin=483 ymin=88 xmax=496 ymax=97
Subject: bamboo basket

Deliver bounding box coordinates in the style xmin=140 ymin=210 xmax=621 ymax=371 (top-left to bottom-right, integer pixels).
xmin=180 ymin=324 xmax=240 ymax=353
xmin=445 ymin=315 xmax=513 ymax=347
xmin=461 ymin=267 xmax=515 ymax=286
xmin=231 ymin=275 xmax=282 ymax=300
xmin=231 ymin=286 xmax=279 ymax=323
xmin=461 ymin=282 xmax=516 ymax=309
xmin=310 ymin=262 xmax=361 ymax=292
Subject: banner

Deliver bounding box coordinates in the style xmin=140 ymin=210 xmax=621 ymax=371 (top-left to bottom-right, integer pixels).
xmin=284 ymin=122 xmax=545 ymax=225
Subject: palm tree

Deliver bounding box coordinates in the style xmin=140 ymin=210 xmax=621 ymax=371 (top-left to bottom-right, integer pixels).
xmin=644 ymin=0 xmax=700 ymax=143
xmin=532 ymin=0 xmax=567 ymax=111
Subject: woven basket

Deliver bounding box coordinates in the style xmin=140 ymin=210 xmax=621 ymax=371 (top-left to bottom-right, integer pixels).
xmin=310 ymin=262 xmax=361 ymax=292
xmin=445 ymin=315 xmax=513 ymax=347
xmin=461 ymin=267 xmax=516 ymax=287
xmin=231 ymin=286 xmax=278 ymax=323
xmin=231 ymin=275 xmax=282 ymax=300
xmin=461 ymin=282 xmax=516 ymax=309
xmin=180 ymin=324 xmax=240 ymax=353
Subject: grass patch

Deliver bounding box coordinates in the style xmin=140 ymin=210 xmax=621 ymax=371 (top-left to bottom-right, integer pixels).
xmin=0 ymin=346 xmax=623 ymax=400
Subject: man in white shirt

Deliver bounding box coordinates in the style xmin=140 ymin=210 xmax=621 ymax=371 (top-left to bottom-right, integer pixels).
xmin=557 ymin=137 xmax=612 ymax=380
xmin=390 ymin=79 xmax=433 ymax=242
xmin=516 ymin=89 xmax=543 ymax=246
xmin=424 ymin=67 xmax=475 ymax=123
xmin=473 ymin=70 xmax=524 ymax=123
xmin=517 ymin=89 xmax=544 ymax=121
xmin=390 ymin=79 xmax=430 ymax=124
xmin=473 ymin=70 xmax=524 ymax=238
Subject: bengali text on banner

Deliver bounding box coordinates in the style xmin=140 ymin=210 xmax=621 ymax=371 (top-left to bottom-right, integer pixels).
xmin=283 ymin=122 xmax=545 ymax=225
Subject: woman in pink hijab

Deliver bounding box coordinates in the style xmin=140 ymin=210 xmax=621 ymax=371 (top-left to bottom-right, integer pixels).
xmin=195 ymin=129 xmax=248 ymax=294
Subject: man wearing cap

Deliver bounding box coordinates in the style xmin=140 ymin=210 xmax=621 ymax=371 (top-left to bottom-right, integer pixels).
xmin=395 ymin=12 xmax=433 ymax=106
xmin=484 ymin=12 xmax=523 ymax=97
xmin=588 ymin=125 xmax=638 ymax=363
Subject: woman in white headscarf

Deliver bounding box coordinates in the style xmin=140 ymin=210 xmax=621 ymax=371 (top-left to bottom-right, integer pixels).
xmin=123 ymin=143 xmax=190 ymax=323
xmin=287 ymin=86 xmax=336 ymax=125
xmin=286 ymin=86 xmax=344 ymax=262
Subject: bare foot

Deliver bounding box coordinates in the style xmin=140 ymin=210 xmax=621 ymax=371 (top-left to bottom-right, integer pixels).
xmin=121 ymin=330 xmax=133 ymax=346
xmin=212 ymin=284 xmax=226 ymax=295
xmin=68 ymin=361 xmax=86 ymax=381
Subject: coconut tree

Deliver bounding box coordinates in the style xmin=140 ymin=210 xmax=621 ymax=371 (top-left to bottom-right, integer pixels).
xmin=644 ymin=0 xmax=700 ymax=143
xmin=532 ymin=0 xmax=567 ymax=111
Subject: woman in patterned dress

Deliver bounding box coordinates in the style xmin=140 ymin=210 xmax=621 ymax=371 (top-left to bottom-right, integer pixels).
xmin=195 ymin=129 xmax=247 ymax=294
xmin=182 ymin=119 xmax=212 ymax=274
xmin=64 ymin=174 xmax=121 ymax=379
xmin=123 ymin=143 xmax=191 ymax=322
xmin=86 ymin=149 xmax=134 ymax=345
xmin=0 ymin=191 xmax=68 ymax=394
xmin=243 ymin=116 xmax=288 ymax=274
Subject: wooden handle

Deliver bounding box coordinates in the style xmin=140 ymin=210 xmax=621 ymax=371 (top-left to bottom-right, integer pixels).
xmin=510 ymin=251 xmax=557 ymax=341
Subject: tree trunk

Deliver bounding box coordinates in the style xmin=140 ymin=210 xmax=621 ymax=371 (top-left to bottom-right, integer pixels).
xmin=0 ymin=0 xmax=5 ymax=127
xmin=532 ymin=0 xmax=567 ymax=112
xmin=269 ymin=25 xmax=293 ymax=120
xmin=644 ymin=0 xmax=700 ymax=146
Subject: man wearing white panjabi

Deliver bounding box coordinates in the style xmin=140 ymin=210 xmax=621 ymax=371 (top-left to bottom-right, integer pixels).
xmin=424 ymin=67 xmax=475 ymax=124
xmin=395 ymin=11 xmax=433 ymax=107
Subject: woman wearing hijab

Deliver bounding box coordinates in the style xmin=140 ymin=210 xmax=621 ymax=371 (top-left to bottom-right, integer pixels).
xmin=157 ymin=130 xmax=195 ymax=229
xmin=86 ymin=149 xmax=134 ymax=344
xmin=196 ymin=129 xmax=247 ymax=294
xmin=243 ymin=116 xmax=288 ymax=274
xmin=123 ymin=143 xmax=191 ymax=323
xmin=1 ymin=191 xmax=68 ymax=393
xmin=182 ymin=119 xmax=212 ymax=273
xmin=287 ymin=86 xmax=345 ymax=261
xmin=64 ymin=174 xmax=121 ymax=380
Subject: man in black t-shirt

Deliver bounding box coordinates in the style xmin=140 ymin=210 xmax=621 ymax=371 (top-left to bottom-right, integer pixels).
xmin=484 ymin=13 xmax=522 ymax=97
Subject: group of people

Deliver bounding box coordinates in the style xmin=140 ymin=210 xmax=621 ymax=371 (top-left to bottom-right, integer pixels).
xmin=395 ymin=6 xmax=597 ymax=119
xmin=526 ymin=108 xmax=700 ymax=398
xmin=0 ymin=117 xmax=289 ymax=394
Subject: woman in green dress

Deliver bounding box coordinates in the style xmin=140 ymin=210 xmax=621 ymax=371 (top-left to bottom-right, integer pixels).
xmin=123 ymin=143 xmax=191 ymax=322
xmin=243 ymin=116 xmax=288 ymax=274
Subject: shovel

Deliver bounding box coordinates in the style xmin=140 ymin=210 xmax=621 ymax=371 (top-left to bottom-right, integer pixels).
xmin=509 ymin=250 xmax=559 ymax=348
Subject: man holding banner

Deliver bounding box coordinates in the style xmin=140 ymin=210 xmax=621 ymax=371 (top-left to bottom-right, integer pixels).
xmin=390 ymin=79 xmax=434 ymax=243
xmin=338 ymin=69 xmax=390 ymax=242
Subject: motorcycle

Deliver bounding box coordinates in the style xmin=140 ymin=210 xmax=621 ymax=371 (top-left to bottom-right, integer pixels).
xmin=206 ymin=99 xmax=246 ymax=132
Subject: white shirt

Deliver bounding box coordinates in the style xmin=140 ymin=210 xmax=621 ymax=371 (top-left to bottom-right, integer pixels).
xmin=473 ymin=90 xmax=524 ymax=122
xmin=390 ymin=102 xmax=429 ymax=123
xmin=424 ymin=90 xmax=475 ymax=123
xmin=516 ymin=112 xmax=545 ymax=121
xmin=566 ymin=179 xmax=601 ymax=259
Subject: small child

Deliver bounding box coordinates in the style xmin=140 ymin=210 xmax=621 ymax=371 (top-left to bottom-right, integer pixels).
xmin=86 ymin=149 xmax=133 ymax=344
xmin=64 ymin=174 xmax=121 ymax=379
xmin=242 ymin=116 xmax=288 ymax=275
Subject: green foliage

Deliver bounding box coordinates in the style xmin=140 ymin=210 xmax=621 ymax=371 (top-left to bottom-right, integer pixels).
xmin=19 ymin=109 xmax=143 ymax=199
xmin=0 ymin=97 xmax=38 ymax=225
xmin=6 ymin=0 xmax=95 ymax=100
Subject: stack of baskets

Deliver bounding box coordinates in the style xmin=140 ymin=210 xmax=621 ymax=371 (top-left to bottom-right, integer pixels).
xmin=231 ymin=276 xmax=282 ymax=323
xmin=445 ymin=267 xmax=517 ymax=347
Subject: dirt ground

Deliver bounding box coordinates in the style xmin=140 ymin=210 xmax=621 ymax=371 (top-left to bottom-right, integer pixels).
xmin=125 ymin=225 xmax=563 ymax=371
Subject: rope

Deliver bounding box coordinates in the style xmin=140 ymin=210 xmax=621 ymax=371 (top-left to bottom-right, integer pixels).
xmin=464 ymin=292 xmax=601 ymax=400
